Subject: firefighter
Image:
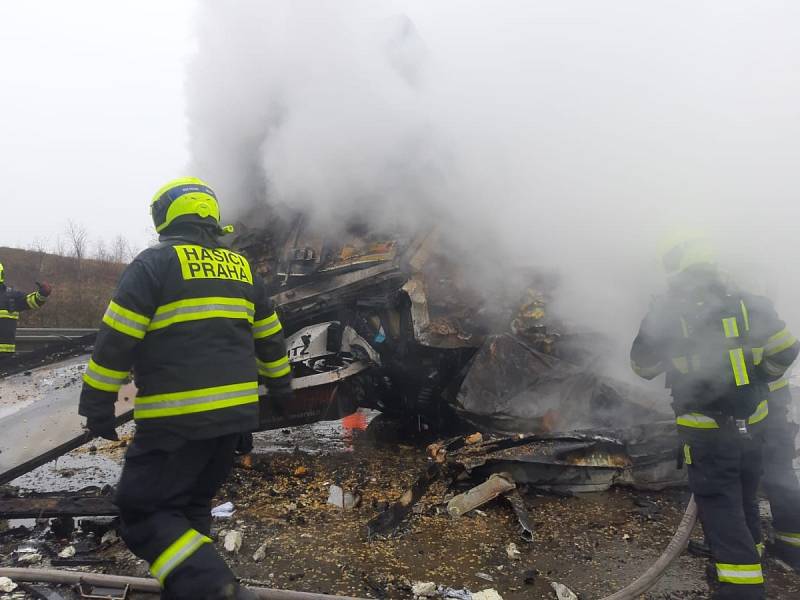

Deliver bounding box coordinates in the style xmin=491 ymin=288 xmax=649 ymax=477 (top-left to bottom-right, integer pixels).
xmin=631 ymin=231 xmax=799 ymax=599
xmin=762 ymin=380 xmax=800 ymax=570
xmin=0 ymin=262 xmax=51 ymax=357
xmin=79 ymin=177 xmax=293 ymax=600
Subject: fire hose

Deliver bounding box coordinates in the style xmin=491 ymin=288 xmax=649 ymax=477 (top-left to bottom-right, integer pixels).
xmin=0 ymin=497 xmax=697 ymax=600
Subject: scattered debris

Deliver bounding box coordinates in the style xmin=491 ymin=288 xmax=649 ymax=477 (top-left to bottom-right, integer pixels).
xmin=327 ymin=485 xmax=360 ymax=510
xmin=19 ymin=583 xmax=68 ymax=600
xmin=364 ymin=463 xmax=441 ymax=537
xmin=475 ymin=573 xmax=494 ymax=583
xmin=252 ymin=541 xmax=268 ymax=562
xmin=76 ymin=582 xmax=130 ymax=600
xmin=293 ymin=466 xmax=310 ymax=477
xmin=505 ymin=542 xmax=521 ymax=561
xmin=0 ymin=577 xmax=17 ymax=593
xmin=472 ymin=589 xmax=503 ymax=600
xmin=211 ymin=501 xmax=235 ymax=518
xmin=16 ymin=552 xmax=42 ymax=565
xmin=411 ymin=581 xmax=438 ymax=598
xmin=58 ymin=545 xmax=76 ymax=558
xmin=447 ymin=473 xmax=515 ymax=517
xmin=550 ymin=581 xmax=579 ymax=600
xmin=465 ymin=433 xmax=483 ymax=445
xmin=523 ymin=569 xmax=538 ymax=585
xmin=224 ymin=530 xmax=243 ymax=553
xmin=503 ymin=488 xmax=535 ymax=542
xmin=101 ymin=529 xmax=119 ymax=545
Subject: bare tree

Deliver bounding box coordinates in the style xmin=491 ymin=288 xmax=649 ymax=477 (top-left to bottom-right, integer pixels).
xmin=65 ymin=221 xmax=89 ymax=260
xmin=110 ymin=234 xmax=133 ymax=263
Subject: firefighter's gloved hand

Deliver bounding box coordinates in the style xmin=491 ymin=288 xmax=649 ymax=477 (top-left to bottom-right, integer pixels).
xmin=36 ymin=281 xmax=52 ymax=297
xmin=86 ymin=417 xmax=119 ymax=441
xmin=235 ymin=432 xmax=254 ymax=455
xmin=268 ymin=384 xmax=294 ymax=416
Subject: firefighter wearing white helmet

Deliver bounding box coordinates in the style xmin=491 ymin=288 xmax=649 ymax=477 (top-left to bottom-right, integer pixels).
xmin=0 ymin=261 xmax=52 ymax=358
xmin=79 ymin=177 xmax=292 ymax=600
xmin=631 ymin=231 xmax=799 ymax=599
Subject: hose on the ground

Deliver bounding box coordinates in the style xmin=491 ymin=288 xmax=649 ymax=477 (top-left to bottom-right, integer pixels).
xmin=1 ymin=496 xmax=698 ymax=600
xmin=0 ymin=566 xmax=364 ymax=600
xmin=600 ymin=495 xmax=698 ymax=600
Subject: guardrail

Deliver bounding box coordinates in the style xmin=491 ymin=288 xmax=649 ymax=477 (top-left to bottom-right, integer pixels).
xmin=15 ymin=328 xmax=98 ymax=352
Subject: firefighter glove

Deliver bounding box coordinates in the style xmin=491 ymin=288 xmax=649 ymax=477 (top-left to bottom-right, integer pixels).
xmin=36 ymin=281 xmax=52 ymax=297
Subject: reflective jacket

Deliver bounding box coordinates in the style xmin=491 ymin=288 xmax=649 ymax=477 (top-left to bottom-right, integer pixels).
xmin=631 ymin=274 xmax=798 ymax=422
xmin=0 ymin=284 xmax=47 ymax=354
xmin=78 ymin=224 xmax=291 ymax=441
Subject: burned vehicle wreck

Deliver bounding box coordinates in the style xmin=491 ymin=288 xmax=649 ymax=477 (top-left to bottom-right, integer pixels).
xmin=235 ymin=209 xmax=682 ymax=492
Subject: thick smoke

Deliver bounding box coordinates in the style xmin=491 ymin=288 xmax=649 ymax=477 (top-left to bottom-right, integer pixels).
xmin=186 ymin=0 xmax=800 ymax=369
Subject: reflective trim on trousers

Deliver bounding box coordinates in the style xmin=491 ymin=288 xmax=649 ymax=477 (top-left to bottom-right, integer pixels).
xmin=776 ymin=532 xmax=800 ymax=547
xmin=83 ymin=358 xmax=129 ymax=392
xmin=149 ymin=529 xmax=211 ymax=586
xmin=257 ymin=355 xmax=291 ymax=378
xmin=102 ymin=300 xmax=151 ymax=340
xmin=768 ymin=378 xmax=789 ymax=392
xmin=134 ymin=381 xmax=259 ymax=420
xmin=715 ymin=563 xmax=764 ymax=585
xmin=148 ymin=296 xmax=255 ymax=332
xmin=0 ymin=309 xmax=19 ymax=320
xmin=0 ymin=343 xmax=16 ymax=353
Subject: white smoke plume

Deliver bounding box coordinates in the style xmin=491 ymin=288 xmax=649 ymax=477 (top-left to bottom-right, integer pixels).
xmin=186 ymin=0 xmax=800 ymax=367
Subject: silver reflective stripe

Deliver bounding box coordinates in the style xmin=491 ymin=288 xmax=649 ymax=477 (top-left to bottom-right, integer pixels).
xmin=776 ymin=532 xmax=800 ymax=547
xmin=716 ymin=564 xmax=763 ymax=583
xmin=86 ymin=367 xmax=127 ymax=386
xmin=135 ymin=386 xmax=257 ymax=414
xmin=729 ymin=348 xmax=750 ymax=386
xmin=722 ymin=317 xmax=740 ymax=338
xmin=105 ymin=306 xmax=148 ymax=334
xmin=150 ymin=303 xmax=254 ymax=326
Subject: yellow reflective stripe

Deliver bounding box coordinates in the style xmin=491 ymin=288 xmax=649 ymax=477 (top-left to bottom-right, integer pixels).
xmin=631 ymin=360 xmax=663 ymax=378
xmin=765 ymin=328 xmax=798 ymax=356
xmin=148 ymin=296 xmax=254 ymax=332
xmin=679 ymin=317 xmax=689 ymax=338
xmin=0 ymin=310 xmax=19 ymax=320
xmin=257 ymin=355 xmax=291 ymax=378
xmin=776 ymin=531 xmax=800 ymax=547
xmin=253 ymin=312 xmax=283 ymax=339
xmin=740 ymin=300 xmax=750 ymax=332
xmin=671 ymin=356 xmax=689 ymax=374
xmin=150 ymin=529 xmax=211 ymax=585
xmin=676 ymin=413 xmax=719 ymax=429
xmin=0 ymin=343 xmax=16 ymax=352
xmin=715 ymin=563 xmax=763 ymax=585
xmin=768 ymin=378 xmax=789 ymax=392
xmin=722 ymin=317 xmax=740 ymax=339
xmin=752 ymin=347 xmax=764 ymax=365
xmin=747 ymin=399 xmax=769 ymax=425
xmin=683 ymin=443 xmax=692 ymax=465
xmin=756 ymin=542 xmax=764 ymax=557
xmin=103 ymin=300 xmax=151 ymax=340
xmin=82 ymin=359 xmax=129 ymax=392
xmin=729 ymin=348 xmax=750 ymax=386
xmin=26 ymin=292 xmax=42 ymax=309
xmin=134 ymin=381 xmax=258 ymax=419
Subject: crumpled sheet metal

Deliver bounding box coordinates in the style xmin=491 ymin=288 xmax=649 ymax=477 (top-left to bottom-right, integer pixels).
xmin=454 ymin=334 xmax=668 ymax=435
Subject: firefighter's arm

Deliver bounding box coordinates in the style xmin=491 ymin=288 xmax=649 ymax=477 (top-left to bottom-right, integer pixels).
xmin=79 ymin=259 xmax=159 ymax=439
xmin=253 ymin=277 xmax=292 ymax=391
xmin=630 ymin=304 xmax=667 ymax=380
xmin=749 ymin=296 xmax=799 ymax=381
xmin=8 ymin=283 xmax=49 ymax=312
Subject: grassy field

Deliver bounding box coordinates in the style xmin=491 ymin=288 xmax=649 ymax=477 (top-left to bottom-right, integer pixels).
xmin=0 ymin=246 xmax=125 ymax=328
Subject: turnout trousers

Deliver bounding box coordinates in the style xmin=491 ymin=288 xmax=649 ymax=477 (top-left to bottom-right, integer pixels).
xmin=762 ymin=387 xmax=800 ymax=565
xmin=680 ymin=422 xmax=765 ymax=600
xmin=114 ymin=433 xmax=241 ymax=600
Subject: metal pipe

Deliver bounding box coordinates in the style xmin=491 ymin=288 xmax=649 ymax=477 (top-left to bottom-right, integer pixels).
xmin=0 ymin=567 xmax=366 ymax=600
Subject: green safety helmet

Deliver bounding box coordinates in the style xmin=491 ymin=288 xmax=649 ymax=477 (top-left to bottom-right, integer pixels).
xmin=150 ymin=177 xmax=233 ymax=234
xmin=658 ymin=229 xmax=716 ymax=276
xmin=0 ymin=262 xmax=4 ymax=284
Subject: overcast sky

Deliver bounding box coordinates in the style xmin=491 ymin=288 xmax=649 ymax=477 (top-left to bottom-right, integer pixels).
xmin=1 ymin=0 xmax=195 ymax=252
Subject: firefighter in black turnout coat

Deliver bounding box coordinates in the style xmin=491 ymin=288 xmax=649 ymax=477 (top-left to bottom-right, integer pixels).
xmin=79 ymin=177 xmax=292 ymax=600
xmin=631 ymin=232 xmax=799 ymax=600
xmin=0 ymin=262 xmax=51 ymax=357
